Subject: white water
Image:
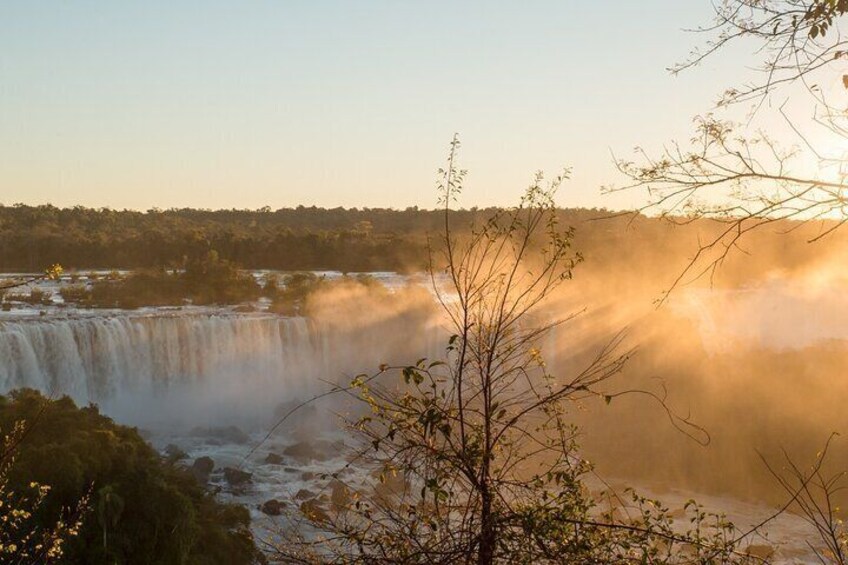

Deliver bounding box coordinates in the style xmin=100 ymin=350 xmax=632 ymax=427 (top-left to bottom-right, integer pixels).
xmin=0 ymin=313 xmax=327 ymax=430
xmin=673 ymin=275 xmax=848 ymax=352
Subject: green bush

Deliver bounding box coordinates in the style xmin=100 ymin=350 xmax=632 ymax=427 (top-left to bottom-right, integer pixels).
xmin=0 ymin=389 xmax=264 ymax=565
xmin=88 ymin=269 xmax=185 ymax=309
xmin=268 ymin=272 xmax=386 ymax=315
xmin=58 ymin=284 xmax=91 ymax=304
xmin=268 ymin=272 xmax=325 ymax=315
xmin=183 ymin=251 xmax=260 ymax=305
xmin=58 ymin=253 xmax=262 ymax=309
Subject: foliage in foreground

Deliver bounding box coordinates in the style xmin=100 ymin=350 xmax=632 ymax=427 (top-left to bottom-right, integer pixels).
xmin=0 ymin=421 xmax=87 ymax=563
xmin=270 ymin=141 xmax=763 ymax=564
xmin=0 ymin=389 xmax=263 ymax=565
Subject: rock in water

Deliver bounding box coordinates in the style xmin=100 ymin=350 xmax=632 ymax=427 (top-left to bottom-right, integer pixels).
xmin=223 ymin=467 xmax=252 ymax=486
xmin=300 ymin=499 xmax=329 ymax=523
xmin=164 ymin=444 xmax=187 ymax=463
xmin=294 ymin=488 xmax=316 ymax=500
xmin=264 ymin=452 xmax=284 ymax=465
xmin=329 ymin=479 xmax=350 ymax=510
xmin=282 ymin=440 xmax=335 ymax=462
xmin=259 ymin=499 xmax=286 ymax=516
xmin=191 ymin=456 xmax=214 ymax=484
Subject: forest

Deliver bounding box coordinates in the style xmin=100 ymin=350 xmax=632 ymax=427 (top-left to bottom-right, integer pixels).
xmin=1 ymin=203 xmax=842 ymax=285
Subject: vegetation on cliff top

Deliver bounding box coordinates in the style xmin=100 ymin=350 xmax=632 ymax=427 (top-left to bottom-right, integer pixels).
xmin=0 ymin=389 xmax=263 ymax=565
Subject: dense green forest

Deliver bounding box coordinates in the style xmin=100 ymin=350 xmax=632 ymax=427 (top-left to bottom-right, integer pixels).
xmin=1 ymin=204 xmax=844 ymax=291
xmin=0 ymin=390 xmax=263 ymax=564
xmin=0 ymin=204 xmax=620 ymax=272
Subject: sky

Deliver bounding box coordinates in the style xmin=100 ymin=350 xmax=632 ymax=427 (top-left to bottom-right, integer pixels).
xmin=0 ymin=1 xmax=756 ymax=211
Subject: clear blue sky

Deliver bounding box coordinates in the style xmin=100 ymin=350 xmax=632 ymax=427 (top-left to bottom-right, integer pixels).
xmin=0 ymin=1 xmax=752 ymax=210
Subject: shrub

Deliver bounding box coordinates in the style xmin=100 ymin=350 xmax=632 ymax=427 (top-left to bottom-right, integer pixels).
xmin=0 ymin=390 xmax=264 ymax=565
xmin=59 ymin=284 xmax=91 ymax=304
xmin=58 ymin=255 xmax=262 ymax=309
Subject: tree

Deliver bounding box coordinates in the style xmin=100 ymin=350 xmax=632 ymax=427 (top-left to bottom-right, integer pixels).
xmin=268 ymin=138 xmax=761 ymax=564
xmin=760 ymin=435 xmax=848 ymax=565
xmin=675 ymin=0 xmax=848 ymax=106
xmin=612 ymin=3 xmax=848 ymax=561
xmin=0 ymin=389 xmax=264 ymax=565
xmin=95 ymin=485 xmax=124 ymax=552
xmin=0 ymin=420 xmax=87 ymax=563
xmin=613 ymin=0 xmax=848 ymax=301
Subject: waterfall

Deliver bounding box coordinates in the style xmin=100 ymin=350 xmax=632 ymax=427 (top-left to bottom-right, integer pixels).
xmin=0 ymin=314 xmax=326 ymax=430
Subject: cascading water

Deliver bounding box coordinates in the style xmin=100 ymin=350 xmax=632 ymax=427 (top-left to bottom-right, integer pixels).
xmin=0 ymin=313 xmax=327 ymax=430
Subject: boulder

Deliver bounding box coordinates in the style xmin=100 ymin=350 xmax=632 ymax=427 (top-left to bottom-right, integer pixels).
xmin=301 ymin=471 xmax=315 ymax=481
xmin=223 ymin=467 xmax=252 ymax=486
xmin=259 ymin=499 xmax=286 ymax=516
xmin=264 ymin=452 xmax=284 ymax=465
xmin=191 ymin=456 xmax=214 ymax=483
xmin=164 ymin=444 xmax=187 ymax=463
xmin=329 ymin=480 xmax=350 ymax=510
xmin=299 ymin=499 xmax=329 ymax=523
xmin=294 ymin=488 xmax=316 ymax=500
xmin=282 ymin=440 xmax=335 ymax=463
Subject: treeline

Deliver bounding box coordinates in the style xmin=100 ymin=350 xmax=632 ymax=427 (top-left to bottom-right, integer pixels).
xmin=0 ymin=204 xmax=615 ymax=272
xmin=1 ymin=204 xmax=845 ymax=285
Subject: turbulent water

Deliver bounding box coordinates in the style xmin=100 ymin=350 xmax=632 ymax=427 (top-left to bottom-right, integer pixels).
xmin=0 ymin=313 xmax=328 ymax=430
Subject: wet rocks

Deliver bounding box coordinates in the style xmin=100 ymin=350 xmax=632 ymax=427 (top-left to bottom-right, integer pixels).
xmin=282 ymin=440 xmax=336 ymax=463
xmin=264 ymin=452 xmax=284 ymax=465
xmin=329 ymin=480 xmax=350 ymax=510
xmin=259 ymin=499 xmax=286 ymax=516
xmin=299 ymin=499 xmax=329 ymax=523
xmin=191 ymin=456 xmax=215 ymax=483
xmin=223 ymin=467 xmax=252 ymax=486
xmin=294 ymin=488 xmax=315 ymax=501
xmin=164 ymin=444 xmax=187 ymax=463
